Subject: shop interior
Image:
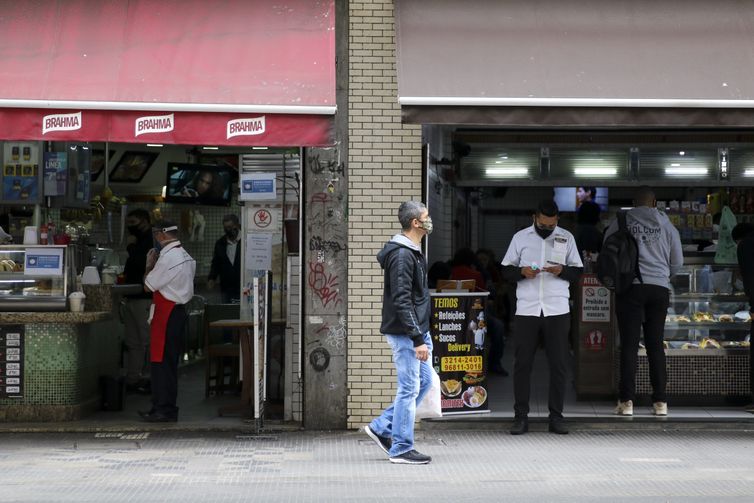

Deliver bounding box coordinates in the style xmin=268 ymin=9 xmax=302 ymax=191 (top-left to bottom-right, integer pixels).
xmin=425 ymin=128 xmax=753 ymax=420
xmin=0 ymin=140 xmax=302 ymax=425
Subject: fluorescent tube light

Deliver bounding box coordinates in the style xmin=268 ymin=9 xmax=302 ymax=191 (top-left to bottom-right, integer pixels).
xmin=147 ymin=144 xmax=163 ymax=147
xmin=573 ymin=167 xmax=617 ymax=176
xmin=665 ymin=167 xmax=708 ymax=176
xmin=252 ymin=146 xmax=268 ymax=150
xmin=485 ymin=167 xmax=529 ymax=177
xmin=202 ymin=146 xmax=219 ymax=150
xmin=743 ymin=169 xmax=754 ymax=177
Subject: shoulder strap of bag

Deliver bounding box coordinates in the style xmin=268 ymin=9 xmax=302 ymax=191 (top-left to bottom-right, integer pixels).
xmin=618 ymin=211 xmax=643 ymax=284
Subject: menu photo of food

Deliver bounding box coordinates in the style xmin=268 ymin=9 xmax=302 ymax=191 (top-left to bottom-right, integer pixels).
xmin=462 ymin=386 xmax=488 ymax=408
xmin=2 ymin=142 xmax=39 ymax=203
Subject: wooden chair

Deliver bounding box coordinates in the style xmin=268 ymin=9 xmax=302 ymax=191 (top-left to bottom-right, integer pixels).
xmin=203 ymin=303 xmax=241 ymax=397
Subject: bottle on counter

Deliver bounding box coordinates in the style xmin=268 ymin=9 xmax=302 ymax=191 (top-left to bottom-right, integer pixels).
xmin=39 ymin=223 xmax=48 ymax=245
xmin=47 ymin=221 xmax=56 ymax=245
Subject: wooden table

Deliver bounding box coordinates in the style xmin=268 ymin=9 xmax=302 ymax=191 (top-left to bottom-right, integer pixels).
xmin=209 ymin=319 xmax=254 ymax=417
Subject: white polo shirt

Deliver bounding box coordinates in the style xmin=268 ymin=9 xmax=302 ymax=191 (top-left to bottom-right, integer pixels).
xmin=145 ymin=241 xmax=196 ymax=304
xmin=501 ymin=225 xmax=583 ymax=317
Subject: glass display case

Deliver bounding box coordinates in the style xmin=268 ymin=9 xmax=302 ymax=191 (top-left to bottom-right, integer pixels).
xmin=0 ymin=245 xmax=70 ymax=311
xmin=661 ymin=256 xmax=751 ymax=352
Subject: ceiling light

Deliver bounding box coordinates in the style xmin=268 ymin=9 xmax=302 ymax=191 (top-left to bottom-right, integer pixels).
xmin=670 ymin=163 xmax=681 ymax=167
xmin=743 ymin=169 xmax=754 ymax=177
xmin=147 ymin=143 xmax=163 ymax=147
xmin=495 ymin=160 xmax=502 ymax=164
xmin=665 ymin=167 xmax=708 ymax=176
xmin=252 ymin=146 xmax=268 ymax=150
xmin=679 ymin=151 xmax=685 ymax=156
xmin=485 ymin=167 xmax=529 ymax=178
xmin=203 ymin=146 xmax=219 ymax=150
xmin=573 ymin=167 xmax=617 ymax=177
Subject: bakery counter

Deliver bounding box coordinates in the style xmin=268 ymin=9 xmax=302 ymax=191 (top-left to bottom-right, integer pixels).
xmin=0 ymin=306 xmax=121 ymax=422
xmin=0 ymin=311 xmax=111 ymax=325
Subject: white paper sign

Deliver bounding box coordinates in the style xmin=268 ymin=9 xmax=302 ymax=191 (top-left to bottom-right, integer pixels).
xmin=245 ymin=233 xmax=272 ymax=271
xmin=581 ymin=285 xmax=611 ymax=322
xmin=24 ymin=247 xmax=64 ymax=277
xmin=239 ymin=173 xmax=277 ymax=201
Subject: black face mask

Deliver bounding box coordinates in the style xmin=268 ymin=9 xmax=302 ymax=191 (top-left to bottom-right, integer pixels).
xmin=535 ymin=225 xmax=554 ymax=240
xmin=127 ymin=225 xmax=142 ymax=236
xmin=225 ymin=228 xmax=239 ymax=240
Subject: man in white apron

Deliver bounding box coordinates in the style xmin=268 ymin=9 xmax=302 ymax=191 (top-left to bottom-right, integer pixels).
xmin=139 ymin=221 xmax=196 ymax=422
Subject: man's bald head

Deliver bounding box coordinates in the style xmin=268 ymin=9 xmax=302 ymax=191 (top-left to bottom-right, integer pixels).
xmin=634 ymin=186 xmax=656 ymax=207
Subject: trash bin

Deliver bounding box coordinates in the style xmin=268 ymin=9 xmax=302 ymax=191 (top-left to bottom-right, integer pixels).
xmin=99 ymin=375 xmax=125 ymax=411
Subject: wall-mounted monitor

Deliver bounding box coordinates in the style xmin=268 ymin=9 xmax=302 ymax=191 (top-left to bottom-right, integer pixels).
xmin=165 ymin=163 xmax=232 ymax=206
xmin=553 ymin=186 xmax=608 ymax=212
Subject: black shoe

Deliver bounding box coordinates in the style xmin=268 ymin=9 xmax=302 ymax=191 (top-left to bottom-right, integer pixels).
xmin=139 ymin=411 xmax=177 ymax=423
xmin=389 ymin=449 xmax=431 ymax=465
xmin=549 ymin=419 xmax=569 ymax=435
xmin=364 ymin=425 xmax=392 ymax=455
xmin=510 ymin=416 xmax=528 ymax=435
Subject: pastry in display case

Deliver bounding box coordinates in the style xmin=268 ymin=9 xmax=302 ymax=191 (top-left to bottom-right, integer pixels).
xmin=0 ymin=245 xmax=70 ymax=311
xmin=658 ymin=258 xmax=751 ymax=352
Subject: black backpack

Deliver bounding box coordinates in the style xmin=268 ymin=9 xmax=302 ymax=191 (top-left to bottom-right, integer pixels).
xmin=597 ymin=211 xmax=643 ymax=294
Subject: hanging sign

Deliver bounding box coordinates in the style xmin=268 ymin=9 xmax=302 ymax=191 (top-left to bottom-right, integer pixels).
xmin=430 ymin=291 xmax=490 ymax=414
xmin=581 ymin=275 xmax=611 ymax=322
xmin=43 ymin=152 xmax=67 ymax=196
xmin=0 ymin=326 xmax=24 ymax=398
xmin=239 ymin=173 xmax=277 ymax=201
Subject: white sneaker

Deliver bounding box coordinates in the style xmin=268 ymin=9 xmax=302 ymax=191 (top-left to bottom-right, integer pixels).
xmin=653 ymin=402 xmax=668 ymax=416
xmin=614 ymin=400 xmax=633 ymax=416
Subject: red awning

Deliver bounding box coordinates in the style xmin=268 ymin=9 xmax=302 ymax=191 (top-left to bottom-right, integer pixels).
xmin=0 ymin=0 xmax=335 ymax=146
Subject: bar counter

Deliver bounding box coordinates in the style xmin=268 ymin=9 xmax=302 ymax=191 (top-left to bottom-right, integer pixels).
xmin=0 ymin=310 xmax=118 ymax=422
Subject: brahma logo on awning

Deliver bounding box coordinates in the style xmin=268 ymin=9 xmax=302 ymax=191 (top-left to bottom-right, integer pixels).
xmin=227 ymin=116 xmax=266 ymax=139
xmin=135 ymin=113 xmax=174 ymax=137
xmin=42 ymin=112 xmax=82 ymax=135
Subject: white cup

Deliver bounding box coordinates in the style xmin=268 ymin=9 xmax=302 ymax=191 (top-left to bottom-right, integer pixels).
xmin=23 ymin=226 xmax=38 ymax=245
xmin=69 ymin=291 xmax=86 ymax=312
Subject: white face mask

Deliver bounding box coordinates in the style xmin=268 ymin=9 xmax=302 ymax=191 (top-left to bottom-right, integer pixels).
xmin=420 ymin=216 xmax=433 ymax=235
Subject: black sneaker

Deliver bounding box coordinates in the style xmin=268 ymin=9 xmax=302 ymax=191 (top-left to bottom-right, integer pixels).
xmin=363 ymin=425 xmax=391 ymax=455
xmin=510 ymin=416 xmax=528 ymax=435
xmin=389 ymin=449 xmax=431 ymax=465
xmin=549 ymin=419 xmax=569 ymax=435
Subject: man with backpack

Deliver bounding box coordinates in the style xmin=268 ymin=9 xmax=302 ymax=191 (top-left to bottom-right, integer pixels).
xmin=603 ymin=186 xmax=683 ymax=417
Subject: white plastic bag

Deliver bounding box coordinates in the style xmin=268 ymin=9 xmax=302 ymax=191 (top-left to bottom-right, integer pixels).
xmin=415 ymin=369 xmax=442 ymax=419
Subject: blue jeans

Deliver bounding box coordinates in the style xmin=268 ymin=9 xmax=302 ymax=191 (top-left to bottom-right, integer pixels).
xmin=370 ymin=332 xmax=433 ymax=457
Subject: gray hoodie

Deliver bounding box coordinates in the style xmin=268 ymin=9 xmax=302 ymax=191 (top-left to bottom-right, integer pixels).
xmin=604 ymin=206 xmax=683 ymax=289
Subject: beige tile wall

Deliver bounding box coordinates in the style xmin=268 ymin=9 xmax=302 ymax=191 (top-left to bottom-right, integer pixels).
xmin=347 ymin=0 xmax=423 ymax=429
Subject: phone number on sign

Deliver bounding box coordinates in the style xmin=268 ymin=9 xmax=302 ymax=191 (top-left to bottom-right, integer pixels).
xmin=440 ymin=356 xmax=483 ymax=372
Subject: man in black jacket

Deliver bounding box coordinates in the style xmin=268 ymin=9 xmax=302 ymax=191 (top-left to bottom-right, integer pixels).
xmin=123 ymin=209 xmax=153 ymax=393
xmin=364 ymin=200 xmax=434 ymax=465
xmin=208 ymin=214 xmax=241 ymax=303
xmin=732 ymin=222 xmax=754 ymax=410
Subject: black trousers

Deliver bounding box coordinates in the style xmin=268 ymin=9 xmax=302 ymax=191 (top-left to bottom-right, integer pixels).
xmin=512 ymin=313 xmax=570 ymax=419
xmin=616 ymin=284 xmax=670 ymax=403
xmin=750 ymin=322 xmax=754 ymax=402
xmin=151 ymin=305 xmax=186 ymax=418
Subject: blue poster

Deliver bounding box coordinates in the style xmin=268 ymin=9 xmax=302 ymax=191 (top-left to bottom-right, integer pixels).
xmin=43 ymin=152 xmax=67 ymax=197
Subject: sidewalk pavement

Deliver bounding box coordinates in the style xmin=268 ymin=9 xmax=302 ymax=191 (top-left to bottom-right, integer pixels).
xmin=1 ymin=427 xmax=754 ymax=502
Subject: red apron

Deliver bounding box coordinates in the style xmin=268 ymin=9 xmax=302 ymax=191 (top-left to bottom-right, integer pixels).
xmin=150 ymin=291 xmax=176 ymax=363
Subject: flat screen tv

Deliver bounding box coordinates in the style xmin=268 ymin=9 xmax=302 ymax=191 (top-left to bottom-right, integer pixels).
xmin=553 ymin=186 xmax=608 ymax=212
xmin=165 ymin=163 xmax=233 ymax=206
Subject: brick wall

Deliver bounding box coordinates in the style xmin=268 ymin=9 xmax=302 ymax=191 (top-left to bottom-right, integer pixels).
xmin=347 ymin=0 xmax=423 ymax=429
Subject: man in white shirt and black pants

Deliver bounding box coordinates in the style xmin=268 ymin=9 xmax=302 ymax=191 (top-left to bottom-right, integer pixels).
xmin=501 ymin=200 xmax=583 ymax=435
xmin=140 ymin=221 xmax=196 ymax=422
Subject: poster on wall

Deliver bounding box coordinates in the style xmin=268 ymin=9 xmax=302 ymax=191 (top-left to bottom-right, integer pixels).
xmin=43 ymin=152 xmax=67 ymax=196
xmin=2 ymin=142 xmax=39 ymax=203
xmin=0 ymin=325 xmax=24 ymax=398
xmin=430 ymin=291 xmax=490 ymax=414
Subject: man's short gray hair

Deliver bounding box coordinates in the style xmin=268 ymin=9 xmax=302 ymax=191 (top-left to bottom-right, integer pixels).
xmin=398 ymin=201 xmax=427 ymax=230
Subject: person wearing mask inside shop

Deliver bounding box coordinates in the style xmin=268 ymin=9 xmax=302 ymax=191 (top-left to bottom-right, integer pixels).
xmin=140 ymin=221 xmax=196 ymax=422
xmin=208 ymin=214 xmax=242 ymax=303
xmin=732 ymin=222 xmax=754 ymax=412
xmin=501 ymin=199 xmax=583 ymax=435
xmin=122 ymin=209 xmax=153 ymax=394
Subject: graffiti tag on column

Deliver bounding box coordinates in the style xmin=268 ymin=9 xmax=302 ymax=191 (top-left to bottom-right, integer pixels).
xmin=308 ymin=261 xmax=342 ymax=308
xmin=310 ymin=235 xmax=347 ymax=254
xmin=315 ymin=316 xmax=347 ymax=351
xmin=308 ymin=154 xmax=346 ymax=176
